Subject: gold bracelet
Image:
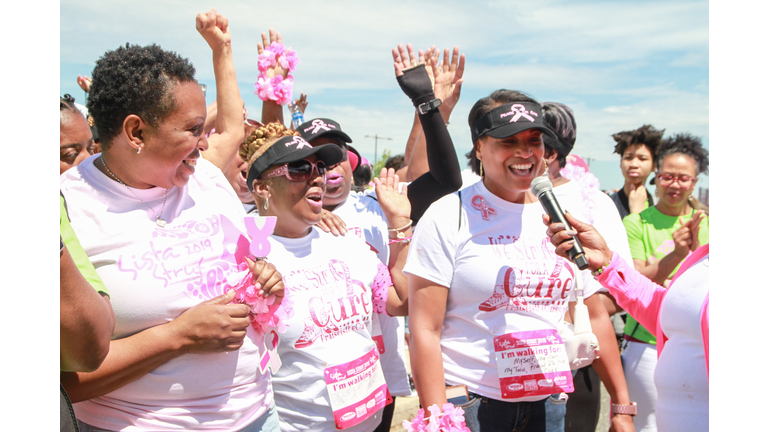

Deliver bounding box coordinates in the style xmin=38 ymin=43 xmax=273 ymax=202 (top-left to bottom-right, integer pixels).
xmin=387 ymin=220 xmax=413 ymax=239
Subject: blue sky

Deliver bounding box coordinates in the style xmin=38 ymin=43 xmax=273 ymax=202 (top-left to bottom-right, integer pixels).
xmin=60 ymin=0 xmax=709 ymax=195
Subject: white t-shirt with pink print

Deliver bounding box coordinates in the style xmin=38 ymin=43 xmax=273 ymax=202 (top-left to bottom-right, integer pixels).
xmin=267 ymin=227 xmax=392 ymax=432
xmin=60 ymin=156 xmax=273 ymax=431
xmin=332 ymin=189 xmax=411 ymax=397
xmin=404 ymin=180 xmax=581 ymax=402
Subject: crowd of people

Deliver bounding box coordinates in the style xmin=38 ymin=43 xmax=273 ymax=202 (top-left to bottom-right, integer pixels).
xmin=60 ymin=8 xmax=709 ymax=432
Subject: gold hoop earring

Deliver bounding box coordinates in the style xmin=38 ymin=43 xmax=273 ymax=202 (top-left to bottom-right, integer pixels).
xmin=479 ymin=161 xmax=484 ymax=177
xmin=543 ymin=159 xmax=548 ymax=176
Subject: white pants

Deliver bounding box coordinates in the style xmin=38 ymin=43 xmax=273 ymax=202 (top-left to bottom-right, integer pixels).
xmin=622 ymin=341 xmax=658 ymax=432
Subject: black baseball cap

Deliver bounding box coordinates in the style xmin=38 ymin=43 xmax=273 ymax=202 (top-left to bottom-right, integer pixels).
xmin=297 ymin=118 xmax=353 ymax=144
xmin=470 ymin=102 xmax=555 ymax=143
xmin=246 ymin=135 xmax=344 ymax=191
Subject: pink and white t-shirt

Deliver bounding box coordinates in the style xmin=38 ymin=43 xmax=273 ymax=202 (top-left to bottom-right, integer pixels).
xmin=267 ymin=227 xmax=392 ymax=432
xmin=332 ymin=189 xmax=411 ymax=397
xmin=60 ymin=156 xmax=273 ymax=431
xmin=404 ymin=180 xmax=578 ymax=402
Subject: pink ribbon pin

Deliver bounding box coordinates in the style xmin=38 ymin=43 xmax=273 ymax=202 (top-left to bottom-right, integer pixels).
xmin=472 ymin=195 xmax=497 ymax=220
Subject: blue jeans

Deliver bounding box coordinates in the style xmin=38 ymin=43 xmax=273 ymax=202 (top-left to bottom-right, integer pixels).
xmin=544 ymin=393 xmax=567 ymax=432
xmin=457 ymin=392 xmax=547 ymax=432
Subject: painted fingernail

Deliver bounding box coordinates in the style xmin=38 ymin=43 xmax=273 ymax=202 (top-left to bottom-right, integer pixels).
xmin=555 ymin=223 xmax=565 ymax=230
xmin=566 ymin=230 xmax=578 ymax=236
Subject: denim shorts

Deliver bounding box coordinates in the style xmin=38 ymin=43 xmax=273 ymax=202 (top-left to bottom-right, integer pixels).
xmin=456 ymin=392 xmax=547 ymax=432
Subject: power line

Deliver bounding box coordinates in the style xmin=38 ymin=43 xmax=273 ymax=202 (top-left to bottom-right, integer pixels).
xmin=365 ymin=134 xmax=393 ymax=167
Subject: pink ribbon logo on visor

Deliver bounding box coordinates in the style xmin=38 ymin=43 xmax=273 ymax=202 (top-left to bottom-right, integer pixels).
xmin=305 ymin=119 xmax=336 ymax=134
xmin=472 ymin=194 xmax=497 ymax=220
xmin=285 ymin=136 xmax=311 ymax=149
xmin=499 ymin=104 xmax=538 ymax=122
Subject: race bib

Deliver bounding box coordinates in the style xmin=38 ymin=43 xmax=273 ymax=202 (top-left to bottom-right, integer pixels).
xmin=324 ymin=348 xmax=388 ymax=429
xmin=494 ymin=329 xmax=573 ymax=399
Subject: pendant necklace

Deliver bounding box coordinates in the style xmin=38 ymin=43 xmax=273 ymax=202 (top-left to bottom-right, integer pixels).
xmin=100 ymin=155 xmax=169 ymax=228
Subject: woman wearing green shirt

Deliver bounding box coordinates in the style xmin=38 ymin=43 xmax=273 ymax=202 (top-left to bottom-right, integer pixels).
xmin=621 ymin=133 xmax=709 ymax=432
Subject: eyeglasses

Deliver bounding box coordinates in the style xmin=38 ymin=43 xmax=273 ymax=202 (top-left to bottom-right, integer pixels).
xmin=656 ymin=173 xmax=696 ymax=186
xmin=262 ymin=159 xmax=327 ymax=182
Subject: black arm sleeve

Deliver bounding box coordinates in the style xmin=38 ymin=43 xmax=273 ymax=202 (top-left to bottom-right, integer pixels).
xmin=407 ymin=105 xmax=462 ymax=225
xmin=395 ymin=64 xmax=462 ymax=224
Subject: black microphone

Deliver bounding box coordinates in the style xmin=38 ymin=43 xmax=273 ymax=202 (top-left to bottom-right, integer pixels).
xmin=531 ymin=175 xmax=589 ymax=270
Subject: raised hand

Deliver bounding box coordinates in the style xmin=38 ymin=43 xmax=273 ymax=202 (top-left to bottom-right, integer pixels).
xmin=257 ymin=28 xmax=287 ymax=79
xmin=77 ymin=75 xmax=92 ymax=93
xmin=170 ymin=290 xmax=251 ymax=354
xmin=393 ymin=43 xmax=430 ymax=77
xmin=196 ymin=8 xmax=231 ymax=50
xmin=294 ymin=93 xmax=308 ymax=113
xmin=430 ymin=47 xmax=465 ymax=117
xmin=374 ymin=168 xmax=411 ymax=229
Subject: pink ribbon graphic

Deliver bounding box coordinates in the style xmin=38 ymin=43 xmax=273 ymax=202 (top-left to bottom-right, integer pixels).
xmin=500 ymin=104 xmax=538 ymax=122
xmin=471 ymin=195 xmax=497 ymax=220
xmin=284 ymin=136 xmax=311 ymax=150
xmin=305 ymin=119 xmax=334 ymax=134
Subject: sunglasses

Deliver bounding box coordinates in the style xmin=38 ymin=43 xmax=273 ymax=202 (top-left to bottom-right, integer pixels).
xmin=656 ymin=173 xmax=696 ymax=187
xmin=262 ymin=159 xmax=327 ymax=182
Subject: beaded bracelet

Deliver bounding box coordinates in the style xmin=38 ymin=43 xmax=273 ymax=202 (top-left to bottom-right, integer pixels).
xmin=591 ymin=257 xmax=612 ymax=278
xmin=388 ymin=236 xmax=412 ymax=246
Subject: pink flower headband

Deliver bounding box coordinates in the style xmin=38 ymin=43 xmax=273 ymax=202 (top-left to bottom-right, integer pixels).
xmin=255 ymin=42 xmax=300 ymax=106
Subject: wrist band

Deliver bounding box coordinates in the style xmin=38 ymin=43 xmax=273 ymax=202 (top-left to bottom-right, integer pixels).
xmin=255 ymin=42 xmax=300 ymax=106
xmin=388 ymin=220 xmax=413 ymax=239
xmin=417 ymin=98 xmax=442 ymax=115
xmin=388 ymin=236 xmax=412 ymax=246
xmin=611 ymin=402 xmax=637 ymax=416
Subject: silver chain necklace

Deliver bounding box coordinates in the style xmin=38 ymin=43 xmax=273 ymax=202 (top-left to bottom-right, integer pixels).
xmin=100 ymin=154 xmax=169 ymax=228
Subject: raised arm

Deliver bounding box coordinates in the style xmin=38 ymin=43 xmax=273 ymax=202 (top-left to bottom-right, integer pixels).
xmin=373 ymin=168 xmax=412 ymax=316
xmin=392 ymin=43 xmax=462 ymax=224
xmin=257 ymin=28 xmax=300 ymax=126
xmin=197 ymin=8 xmax=245 ymax=171
xmin=405 ymin=46 xmax=465 ymax=183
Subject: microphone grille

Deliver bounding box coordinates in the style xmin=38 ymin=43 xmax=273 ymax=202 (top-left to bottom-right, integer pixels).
xmin=530 ymin=175 xmax=553 ymax=197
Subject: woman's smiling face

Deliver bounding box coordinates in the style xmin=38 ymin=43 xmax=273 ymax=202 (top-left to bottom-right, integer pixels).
xmin=135 ymin=81 xmax=209 ymax=189
xmin=475 ymin=128 xmax=545 ymax=203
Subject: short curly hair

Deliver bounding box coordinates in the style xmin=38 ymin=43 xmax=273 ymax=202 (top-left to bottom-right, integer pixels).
xmin=86 ymin=43 xmax=196 ymax=149
xmin=466 ymin=89 xmax=539 ymax=175
xmin=612 ymin=124 xmax=664 ymax=158
xmin=656 ymin=133 xmax=709 ymax=176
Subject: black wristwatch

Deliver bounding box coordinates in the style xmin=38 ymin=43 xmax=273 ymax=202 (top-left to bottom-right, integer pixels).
xmin=417 ymin=98 xmax=442 ymax=115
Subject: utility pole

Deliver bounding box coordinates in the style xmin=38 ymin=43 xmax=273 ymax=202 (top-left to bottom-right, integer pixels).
xmin=365 ymin=134 xmax=393 ymax=167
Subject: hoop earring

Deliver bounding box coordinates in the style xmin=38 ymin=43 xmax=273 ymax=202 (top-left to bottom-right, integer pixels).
xmin=479 ymin=161 xmax=484 ymax=177
xmin=137 ymin=146 xmax=142 ymax=155
xmin=543 ymin=159 xmax=548 ymax=176
xmin=264 ymin=196 xmax=269 ymax=210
